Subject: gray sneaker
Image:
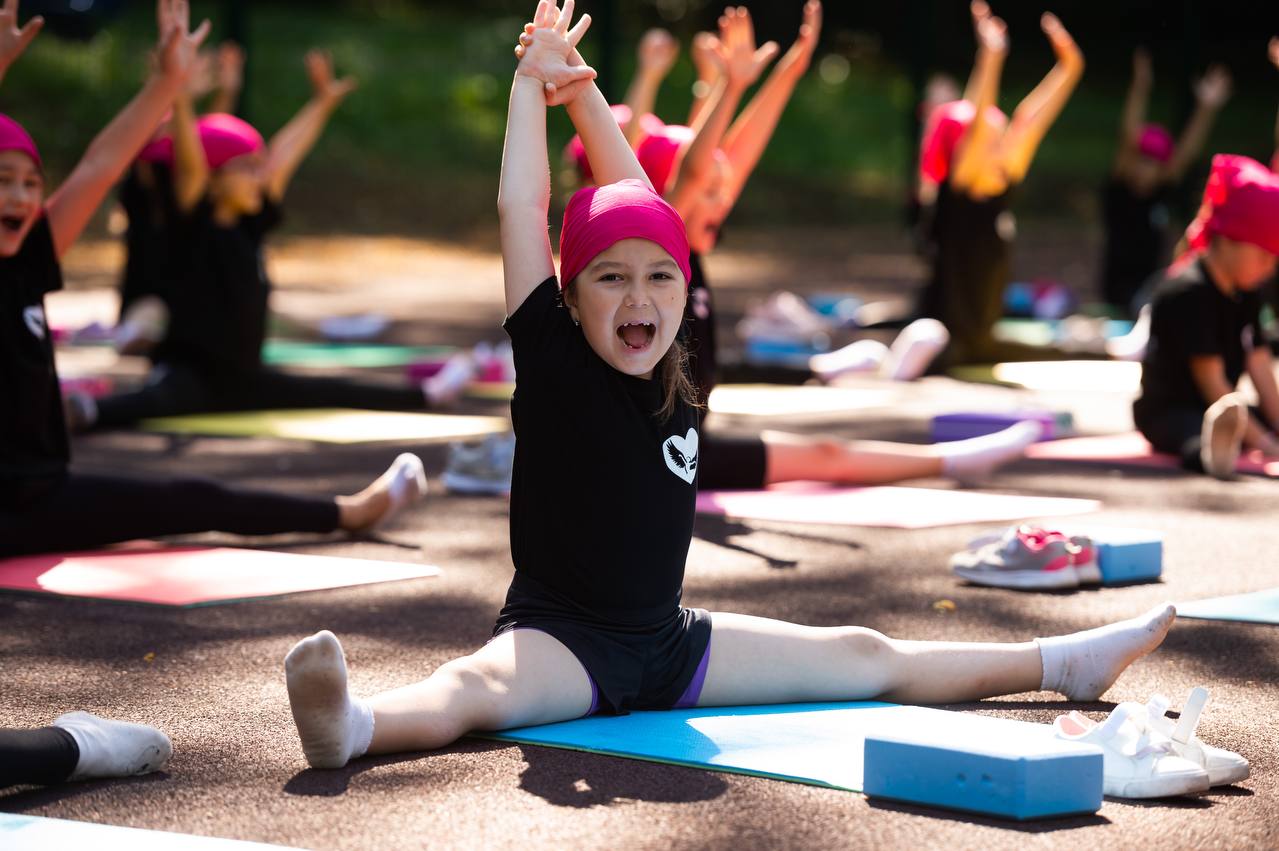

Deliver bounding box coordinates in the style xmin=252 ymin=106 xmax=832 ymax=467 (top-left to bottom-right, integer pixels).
xmin=443 ymin=433 xmax=515 ymax=495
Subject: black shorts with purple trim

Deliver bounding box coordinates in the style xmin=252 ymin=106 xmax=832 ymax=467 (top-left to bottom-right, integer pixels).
xmin=492 ymin=571 xmax=712 ymax=716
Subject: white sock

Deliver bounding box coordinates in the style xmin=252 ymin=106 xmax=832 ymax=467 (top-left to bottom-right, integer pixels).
xmin=809 ymin=339 xmax=888 ymax=382
xmin=1035 ymin=604 xmax=1177 ymax=701
xmin=1105 ymin=304 xmax=1151 ymax=361
xmin=939 ymin=420 xmax=1042 ymax=482
xmin=879 ymin=318 xmax=950 ymax=381
xmin=422 ymin=352 xmax=478 ymax=408
xmin=371 ymin=453 xmax=427 ymax=530
xmin=52 ymin=711 xmax=172 ymax=780
xmin=1200 ymin=393 xmax=1247 ymax=480
xmin=285 ymin=630 xmax=375 ymax=769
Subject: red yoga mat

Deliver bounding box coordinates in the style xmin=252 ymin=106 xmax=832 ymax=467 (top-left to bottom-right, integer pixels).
xmin=0 ymin=545 xmax=441 ymax=606
xmin=1025 ymin=432 xmax=1279 ymax=477
xmin=695 ymin=484 xmax=1099 ymax=529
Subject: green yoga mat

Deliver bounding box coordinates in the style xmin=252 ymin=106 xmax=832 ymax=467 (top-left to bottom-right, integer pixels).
xmin=141 ymin=408 xmax=509 ymax=444
xmin=261 ymin=340 xmax=454 ymax=369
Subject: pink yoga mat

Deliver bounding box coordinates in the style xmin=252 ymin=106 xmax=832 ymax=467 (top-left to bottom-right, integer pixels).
xmin=696 ymin=484 xmax=1099 ymax=529
xmin=0 ymin=546 xmax=441 ymax=606
xmin=1025 ymin=432 xmax=1279 ymax=477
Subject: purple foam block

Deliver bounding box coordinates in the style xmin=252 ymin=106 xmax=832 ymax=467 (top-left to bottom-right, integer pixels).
xmin=932 ymin=411 xmax=1071 ymax=443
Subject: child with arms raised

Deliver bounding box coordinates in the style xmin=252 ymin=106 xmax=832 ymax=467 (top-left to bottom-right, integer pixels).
xmin=0 ymin=0 xmax=424 ymax=558
xmin=283 ymin=0 xmax=1176 ymax=771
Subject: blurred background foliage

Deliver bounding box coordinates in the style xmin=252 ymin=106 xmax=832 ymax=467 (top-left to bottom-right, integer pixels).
xmin=2 ymin=0 xmax=1276 ymax=235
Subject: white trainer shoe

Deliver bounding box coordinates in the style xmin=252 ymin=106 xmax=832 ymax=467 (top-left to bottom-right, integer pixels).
xmin=1144 ymin=688 xmax=1249 ymax=787
xmin=1053 ymin=703 xmax=1210 ymax=798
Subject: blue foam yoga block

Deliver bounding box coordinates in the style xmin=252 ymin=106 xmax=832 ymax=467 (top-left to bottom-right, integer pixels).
xmin=932 ymin=410 xmax=1072 ymax=442
xmin=863 ymin=722 xmax=1103 ymax=820
xmin=1068 ymin=526 xmax=1162 ymax=584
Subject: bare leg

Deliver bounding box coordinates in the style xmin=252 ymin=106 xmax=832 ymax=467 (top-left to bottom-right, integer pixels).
xmin=697 ymin=606 xmax=1175 ymax=708
xmin=762 ymin=430 xmax=943 ymax=486
xmin=285 ymin=628 xmax=591 ymax=768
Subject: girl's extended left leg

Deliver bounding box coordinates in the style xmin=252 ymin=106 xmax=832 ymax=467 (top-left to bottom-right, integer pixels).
xmin=696 ymin=605 xmax=1176 ymax=707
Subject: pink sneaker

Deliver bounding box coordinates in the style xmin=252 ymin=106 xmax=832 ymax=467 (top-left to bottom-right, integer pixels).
xmin=951 ymin=525 xmax=1082 ymax=589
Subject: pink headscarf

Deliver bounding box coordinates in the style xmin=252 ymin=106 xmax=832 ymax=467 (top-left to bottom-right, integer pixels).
xmin=558 ymin=179 xmax=691 ymax=288
xmin=1136 ymin=124 xmax=1174 ymax=163
xmin=0 ymin=113 xmax=41 ymax=170
xmin=1180 ymin=154 xmax=1279 ymax=260
xmin=918 ymin=100 xmax=1008 ymax=185
xmin=566 ymin=105 xmax=665 ymax=183
xmin=636 ymin=124 xmax=697 ymax=196
xmin=138 ymin=113 xmax=265 ymax=169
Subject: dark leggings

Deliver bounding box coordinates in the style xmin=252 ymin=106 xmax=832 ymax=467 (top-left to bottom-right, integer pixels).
xmin=1134 ymin=403 xmax=1265 ymax=474
xmin=0 ymin=727 xmax=78 ymax=787
xmin=0 ymin=472 xmax=339 ymax=558
xmin=94 ymin=362 xmax=427 ymax=428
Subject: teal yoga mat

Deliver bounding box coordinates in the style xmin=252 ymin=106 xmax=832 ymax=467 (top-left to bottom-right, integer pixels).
xmin=483 ymin=701 xmax=1068 ymax=794
xmin=0 ymin=814 xmax=302 ymax=850
xmin=261 ymin=340 xmax=454 ymax=369
xmin=1178 ymin=589 xmax=1279 ymax=625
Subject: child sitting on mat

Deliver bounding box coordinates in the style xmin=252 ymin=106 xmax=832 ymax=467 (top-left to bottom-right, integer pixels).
xmin=0 ymin=0 xmax=425 ymax=557
xmin=1099 ymin=48 xmax=1230 ymax=319
xmin=914 ymin=2 xmax=1084 ymax=369
xmin=282 ymin=1 xmax=1177 ymax=769
xmin=552 ymin=2 xmax=1036 ymax=492
xmin=68 ymin=46 xmax=477 ymax=431
xmin=1132 ymin=154 xmax=1279 ymax=478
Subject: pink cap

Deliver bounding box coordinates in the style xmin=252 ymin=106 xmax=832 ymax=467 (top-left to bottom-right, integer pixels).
xmin=566 ymin=105 xmax=665 ymax=183
xmin=0 ymin=113 xmax=41 ymax=170
xmin=918 ymin=100 xmax=1007 ymax=185
xmin=137 ymin=113 xmax=265 ymax=169
xmin=1136 ymin=124 xmax=1174 ymax=163
xmin=1181 ymin=154 xmax=1279 ymax=260
xmin=558 ymin=178 xmax=692 ymax=289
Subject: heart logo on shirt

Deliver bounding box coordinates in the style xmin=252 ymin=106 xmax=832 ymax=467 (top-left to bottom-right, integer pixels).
xmin=663 ymin=428 xmax=699 ymax=485
xmin=22 ymin=305 xmax=46 ymax=341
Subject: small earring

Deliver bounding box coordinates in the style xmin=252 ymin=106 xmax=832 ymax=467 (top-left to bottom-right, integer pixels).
xmin=573 ymin=318 xmax=581 ymax=327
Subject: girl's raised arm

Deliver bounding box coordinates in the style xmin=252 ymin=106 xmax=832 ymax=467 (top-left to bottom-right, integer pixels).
xmin=949 ymin=4 xmax=1007 ymax=192
xmin=499 ymin=0 xmax=596 ymax=314
xmin=0 ymin=0 xmax=42 ymax=87
xmin=262 ymin=50 xmax=356 ymax=203
xmin=45 ymin=0 xmax=208 ymax=258
xmin=1164 ymin=65 xmax=1230 ymax=182
xmin=718 ymin=0 xmax=821 ymax=212
xmin=997 ymin=13 xmax=1083 ymax=186
xmin=621 ymin=29 xmax=678 ymax=149
xmin=1115 ymin=48 xmax=1152 ymax=167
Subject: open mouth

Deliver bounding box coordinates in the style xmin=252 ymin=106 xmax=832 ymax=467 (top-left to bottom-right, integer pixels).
xmin=617 ymin=320 xmax=656 ymax=351
xmin=0 ymin=215 xmax=25 ymax=234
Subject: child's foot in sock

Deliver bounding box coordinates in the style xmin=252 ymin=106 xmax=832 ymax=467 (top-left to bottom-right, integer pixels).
xmin=940 ymin=420 xmax=1042 ymax=483
xmin=1200 ymin=393 xmax=1247 ymax=480
xmin=1036 ymin=603 xmax=1176 ymax=701
xmin=422 ymin=352 xmax=478 ymax=408
xmin=810 ymin=339 xmax=888 ymax=383
xmin=879 ymin=318 xmax=949 ymax=381
xmin=338 ymin=453 xmax=427 ymax=532
xmin=285 ymin=630 xmax=374 ymax=769
xmin=52 ymin=711 xmax=172 ymax=780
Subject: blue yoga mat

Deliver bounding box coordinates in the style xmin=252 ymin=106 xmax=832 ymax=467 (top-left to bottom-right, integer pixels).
xmin=1178 ymin=588 xmax=1279 ymax=625
xmin=484 ymin=701 xmax=1078 ymax=795
xmin=0 ymin=814 xmax=301 ymax=850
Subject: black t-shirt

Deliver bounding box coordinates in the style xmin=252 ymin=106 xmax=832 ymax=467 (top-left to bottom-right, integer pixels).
xmin=504 ymin=278 xmax=700 ymax=622
xmin=1137 ymin=259 xmax=1261 ymax=414
xmin=1 ymin=216 xmax=69 ymax=482
xmin=117 ymin=162 xmax=177 ymax=318
xmin=153 ymin=197 xmax=282 ymax=376
xmin=916 ymin=181 xmax=1014 ymax=349
xmin=1100 ymin=177 xmax=1173 ymax=312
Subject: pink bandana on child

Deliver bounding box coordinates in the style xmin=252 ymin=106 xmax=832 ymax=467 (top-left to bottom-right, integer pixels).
xmin=1181 ymin=154 xmax=1279 ymax=259
xmin=636 ymin=124 xmax=697 ymax=196
xmin=138 ymin=113 xmax=265 ymax=169
xmin=918 ymin=100 xmax=1007 ymax=185
xmin=0 ymin=113 xmax=41 ymax=170
xmin=558 ymin=178 xmax=692 ymax=288
xmin=1136 ymin=124 xmax=1174 ymax=163
xmin=566 ymin=105 xmax=664 ymax=183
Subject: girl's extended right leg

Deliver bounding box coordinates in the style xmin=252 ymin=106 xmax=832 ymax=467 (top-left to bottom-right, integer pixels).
xmin=285 ymin=628 xmax=593 ymax=769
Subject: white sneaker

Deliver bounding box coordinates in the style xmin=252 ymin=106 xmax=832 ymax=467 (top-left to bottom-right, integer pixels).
xmin=1144 ymin=688 xmax=1249 ymax=787
xmin=1053 ymin=704 xmax=1210 ymax=798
